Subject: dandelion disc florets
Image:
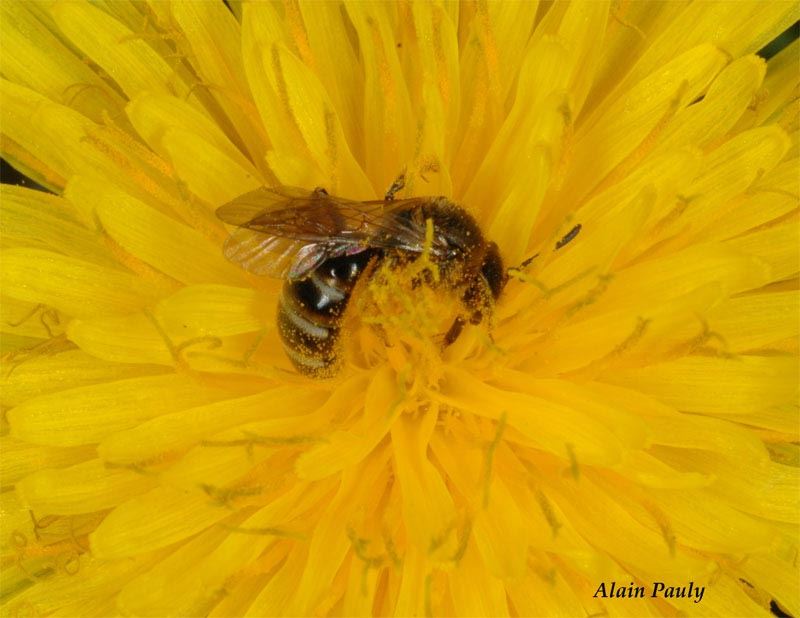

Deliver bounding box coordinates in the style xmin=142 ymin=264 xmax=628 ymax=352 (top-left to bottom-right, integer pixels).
xmin=1 ymin=2 xmax=799 ymax=616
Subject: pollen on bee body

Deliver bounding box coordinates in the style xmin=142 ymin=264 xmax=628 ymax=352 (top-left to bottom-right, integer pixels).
xmin=344 ymin=257 xmax=466 ymax=377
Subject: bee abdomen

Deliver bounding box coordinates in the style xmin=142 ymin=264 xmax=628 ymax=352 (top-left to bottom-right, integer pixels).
xmin=277 ymin=289 xmax=340 ymax=377
xmin=277 ymin=250 xmax=379 ymax=377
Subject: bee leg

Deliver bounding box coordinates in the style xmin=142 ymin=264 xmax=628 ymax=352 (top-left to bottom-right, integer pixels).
xmin=443 ymin=279 xmax=488 ymax=348
xmin=443 ymin=315 xmax=466 ymax=347
xmin=370 ymin=322 xmax=392 ymax=348
xmin=384 ymin=173 xmax=406 ymax=201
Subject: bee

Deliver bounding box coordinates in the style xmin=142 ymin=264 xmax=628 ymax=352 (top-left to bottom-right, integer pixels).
xmin=216 ymin=181 xmax=507 ymax=377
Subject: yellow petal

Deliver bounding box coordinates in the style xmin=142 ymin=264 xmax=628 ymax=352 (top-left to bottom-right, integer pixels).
xmin=486 ymin=2 xmax=541 ymax=104
xmin=588 ymin=244 xmax=771 ymax=317
xmin=116 ymin=524 xmax=231 ymax=616
xmin=585 ymin=2 xmax=690 ymax=114
xmin=584 ymin=382 xmax=770 ymax=465
xmin=726 ymin=219 xmax=800 ymax=283
xmin=709 ymin=290 xmax=799 ymax=352
xmin=628 ymin=1 xmax=799 ymax=87
xmin=89 ymin=486 xmax=232 ymax=559
xmin=1 ymin=349 xmax=166 ymax=408
xmin=242 ymin=546 xmax=308 ymax=616
xmin=240 ymin=3 xmax=305 ymax=162
xmin=67 ymin=312 xmax=174 ymax=366
xmin=739 ymin=553 xmax=800 ymax=618
xmin=65 ymin=176 xmax=248 ymax=286
xmin=160 ymin=127 xmax=263 ymax=206
xmin=644 ymin=487 xmax=774 ymax=553
xmin=16 ymin=459 xmax=156 ymax=515
xmin=0 ymin=437 xmax=94 ymax=486
xmin=606 ymin=356 xmax=798 ymax=415
xmin=449 ymin=542 xmax=509 ymax=616
xmin=119 ymin=481 xmax=332 ymax=616
xmin=677 ymin=125 xmax=790 ymax=234
xmin=655 ymin=55 xmax=766 ymax=153
xmin=168 ymin=0 xmax=270 ymax=169
xmin=296 ymin=369 xmax=395 ymax=479
xmin=345 ymin=3 xmax=415 ymax=194
xmin=506 ymin=564 xmax=586 ymax=617
xmin=269 ymin=44 xmax=373 ymax=197
xmin=466 ymin=37 xmax=573 ymax=258
xmin=547 ymin=472 xmax=712 ymax=577
xmin=0 ymin=1 xmax=126 ymax=123
xmin=126 ymin=92 xmax=260 ymax=183
xmin=8 ymin=374 xmax=238 ymax=446
xmin=392 ymin=544 xmax=429 ymax=617
xmin=698 ymin=191 xmax=798 ymax=242
xmin=757 ymin=38 xmax=800 ymax=126
xmin=1 ymin=79 xmax=183 ymax=204
xmin=565 ymin=44 xmax=728 ymax=210
xmin=390 ymin=409 xmax=457 ymax=557
xmin=156 ymin=284 xmax=272 ymax=338
xmin=51 ymin=0 xmax=185 ymax=100
xmin=0 ymin=185 xmax=116 ymax=268
xmin=68 ymin=309 xmax=287 ymax=371
xmin=613 ymin=451 xmax=713 ymax=490
xmin=437 ymin=367 xmax=625 ymax=465
xmin=288 ymin=447 xmax=392 ymax=616
xmin=298 ymin=0 xmax=364 ymax=161
xmin=1 ymin=248 xmax=166 ymax=318
xmin=1 ymin=296 xmax=66 ymax=341
xmin=97 ymin=387 xmax=326 ymax=466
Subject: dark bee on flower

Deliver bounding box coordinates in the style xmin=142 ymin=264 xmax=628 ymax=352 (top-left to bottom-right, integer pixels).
xmin=216 ymin=181 xmax=507 ymax=377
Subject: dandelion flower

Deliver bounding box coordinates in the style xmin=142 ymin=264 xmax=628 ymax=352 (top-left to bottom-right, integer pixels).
xmin=2 ymin=2 xmax=799 ymax=616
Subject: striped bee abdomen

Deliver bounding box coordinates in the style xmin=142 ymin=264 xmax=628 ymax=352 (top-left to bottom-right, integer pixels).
xmin=277 ymin=250 xmax=379 ymax=377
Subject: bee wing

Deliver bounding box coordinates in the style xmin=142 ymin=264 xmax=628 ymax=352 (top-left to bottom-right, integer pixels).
xmin=222 ymin=228 xmax=361 ymax=279
xmin=217 ymin=186 xmax=447 ymax=279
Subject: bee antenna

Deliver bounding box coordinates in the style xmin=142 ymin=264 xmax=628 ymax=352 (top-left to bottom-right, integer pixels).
xmin=519 ymin=253 xmax=539 ymax=269
xmin=509 ymin=222 xmax=581 ymax=273
xmin=384 ymin=173 xmax=406 ymax=201
xmin=555 ymin=223 xmax=581 ymax=250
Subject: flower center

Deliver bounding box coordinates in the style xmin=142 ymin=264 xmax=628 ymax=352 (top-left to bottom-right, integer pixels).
xmin=344 ymin=256 xmax=465 ymax=385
